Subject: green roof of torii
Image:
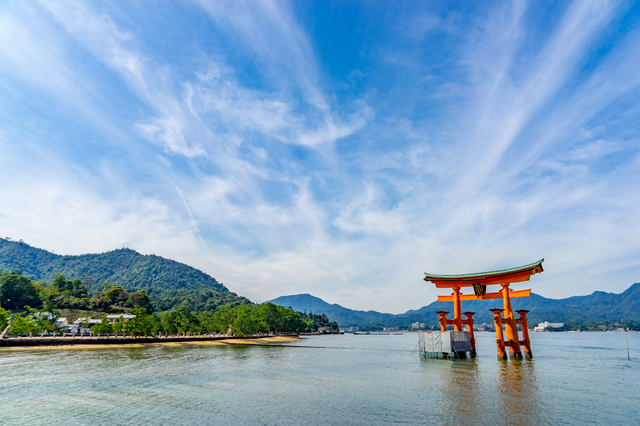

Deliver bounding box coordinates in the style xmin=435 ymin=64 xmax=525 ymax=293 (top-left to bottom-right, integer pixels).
xmin=424 ymin=259 xmax=544 ymax=281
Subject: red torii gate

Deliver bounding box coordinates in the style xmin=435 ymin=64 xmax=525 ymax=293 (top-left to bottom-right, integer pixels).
xmin=424 ymin=259 xmax=544 ymax=359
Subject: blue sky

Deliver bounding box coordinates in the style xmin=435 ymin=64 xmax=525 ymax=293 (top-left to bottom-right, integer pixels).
xmin=1 ymin=0 xmax=640 ymax=312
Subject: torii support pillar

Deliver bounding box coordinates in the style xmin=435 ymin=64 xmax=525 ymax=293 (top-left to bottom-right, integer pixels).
xmin=490 ymin=309 xmax=507 ymax=360
xmin=452 ymin=287 xmax=463 ymax=331
xmin=501 ymin=284 xmax=523 ymax=359
xmin=436 ymin=311 xmax=449 ymax=332
xmin=516 ymin=309 xmax=532 ymax=359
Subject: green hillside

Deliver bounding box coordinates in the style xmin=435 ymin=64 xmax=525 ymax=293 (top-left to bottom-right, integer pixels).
xmin=0 ymin=239 xmax=342 ymax=337
xmin=0 ymin=238 xmax=227 ymax=293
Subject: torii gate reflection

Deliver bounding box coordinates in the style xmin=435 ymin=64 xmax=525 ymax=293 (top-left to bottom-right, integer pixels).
xmin=424 ymin=259 xmax=544 ymax=360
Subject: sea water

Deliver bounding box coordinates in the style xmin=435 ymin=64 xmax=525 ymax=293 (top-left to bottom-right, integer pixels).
xmin=1 ymin=332 xmax=639 ymax=425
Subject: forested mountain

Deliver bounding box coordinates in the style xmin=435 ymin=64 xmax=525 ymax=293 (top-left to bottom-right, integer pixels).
xmin=0 ymin=238 xmax=227 ymax=293
xmin=0 ymin=239 xmax=339 ymax=336
xmin=269 ymin=283 xmax=640 ymax=328
xmin=0 ymin=269 xmax=337 ymax=336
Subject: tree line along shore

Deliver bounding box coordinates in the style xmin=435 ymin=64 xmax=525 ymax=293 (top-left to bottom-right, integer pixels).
xmin=0 ymin=271 xmax=339 ymax=338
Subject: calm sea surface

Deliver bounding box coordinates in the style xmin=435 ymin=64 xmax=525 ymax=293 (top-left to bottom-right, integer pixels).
xmin=1 ymin=332 xmax=639 ymax=425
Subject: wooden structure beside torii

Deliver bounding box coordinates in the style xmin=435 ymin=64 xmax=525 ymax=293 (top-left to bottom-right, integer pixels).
xmin=424 ymin=259 xmax=544 ymax=360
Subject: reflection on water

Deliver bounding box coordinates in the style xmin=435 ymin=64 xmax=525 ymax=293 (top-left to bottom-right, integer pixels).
xmin=419 ymin=358 xmax=545 ymax=425
xmin=426 ymin=359 xmax=479 ymax=425
xmin=227 ymin=344 xmax=254 ymax=361
xmin=496 ymin=361 xmax=545 ymax=425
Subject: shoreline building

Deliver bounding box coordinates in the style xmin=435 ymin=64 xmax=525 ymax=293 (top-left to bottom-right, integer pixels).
xmin=534 ymin=321 xmax=564 ymax=332
xmin=107 ymin=313 xmax=136 ymax=326
xmin=411 ymin=322 xmax=426 ymax=330
xmin=71 ymin=318 xmax=102 ymax=334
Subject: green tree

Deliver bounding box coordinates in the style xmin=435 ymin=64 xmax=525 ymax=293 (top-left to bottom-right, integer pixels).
xmin=161 ymin=310 xmax=180 ymax=334
xmin=127 ymin=290 xmax=154 ymax=314
xmin=93 ymin=317 xmax=112 ymax=334
xmin=51 ymin=274 xmax=88 ymax=297
xmin=0 ymin=271 xmax=41 ymax=310
xmin=9 ymin=314 xmax=38 ymax=335
xmin=70 ymin=279 xmax=89 ymax=299
xmin=37 ymin=281 xmax=57 ymax=306
xmin=149 ymin=313 xmax=164 ymax=334
xmin=281 ymin=309 xmax=306 ymax=333
xmin=259 ymin=303 xmax=284 ymax=332
xmin=125 ymin=308 xmax=155 ymax=336
xmin=45 ymin=274 xmax=90 ymax=310
xmin=112 ymin=317 xmax=124 ymax=334
xmin=102 ymin=286 xmax=128 ymax=304
xmin=197 ymin=311 xmax=216 ymax=333
xmin=212 ymin=305 xmax=235 ymax=333
xmin=232 ymin=305 xmax=267 ymax=337
xmin=52 ymin=273 xmax=72 ymax=292
xmin=0 ymin=307 xmax=10 ymax=331
xmin=174 ymin=307 xmax=199 ymax=333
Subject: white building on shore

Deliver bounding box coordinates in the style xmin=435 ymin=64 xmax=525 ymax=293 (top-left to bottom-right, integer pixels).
xmin=534 ymin=321 xmax=564 ymax=332
xmin=106 ymin=313 xmax=136 ymax=326
xmin=71 ymin=318 xmax=102 ymax=334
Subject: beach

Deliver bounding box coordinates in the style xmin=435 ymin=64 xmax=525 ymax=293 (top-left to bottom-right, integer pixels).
xmin=0 ymin=335 xmax=299 ymax=351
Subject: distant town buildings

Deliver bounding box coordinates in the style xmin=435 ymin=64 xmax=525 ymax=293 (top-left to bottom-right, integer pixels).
xmin=65 ymin=314 xmax=137 ymax=334
xmin=71 ymin=318 xmax=102 ymax=334
xmin=473 ymin=323 xmax=491 ymax=332
xmin=34 ymin=313 xmax=69 ymax=331
xmin=411 ymin=322 xmax=426 ymax=330
xmin=534 ymin=321 xmax=564 ymax=332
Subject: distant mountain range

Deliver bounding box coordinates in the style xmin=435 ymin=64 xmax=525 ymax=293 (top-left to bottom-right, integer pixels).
xmin=0 ymin=238 xmax=227 ymax=293
xmin=268 ymin=283 xmax=640 ymax=327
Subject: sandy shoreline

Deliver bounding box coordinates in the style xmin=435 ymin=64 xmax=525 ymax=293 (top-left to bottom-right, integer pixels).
xmin=0 ymin=335 xmax=300 ymax=351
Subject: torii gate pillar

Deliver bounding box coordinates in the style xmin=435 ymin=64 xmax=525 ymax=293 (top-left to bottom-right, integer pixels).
xmin=501 ymin=283 xmax=522 ymax=359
